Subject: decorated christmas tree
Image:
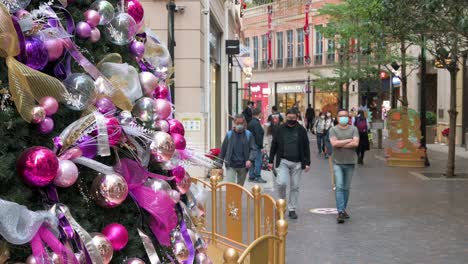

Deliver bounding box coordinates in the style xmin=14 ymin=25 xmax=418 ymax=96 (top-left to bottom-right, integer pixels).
xmin=0 ymin=0 xmax=213 ymax=263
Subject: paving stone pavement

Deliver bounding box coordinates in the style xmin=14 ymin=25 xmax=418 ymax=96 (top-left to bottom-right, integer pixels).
xmin=268 ymin=136 xmax=468 ymax=264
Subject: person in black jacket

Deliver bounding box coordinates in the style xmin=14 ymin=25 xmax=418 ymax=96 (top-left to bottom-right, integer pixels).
xmin=247 ymin=108 xmax=267 ymax=183
xmin=268 ymin=108 xmax=311 ymax=219
xmin=242 ymin=101 xmax=254 ymax=124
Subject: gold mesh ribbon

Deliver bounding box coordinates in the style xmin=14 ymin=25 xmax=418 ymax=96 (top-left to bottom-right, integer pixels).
xmin=0 ymin=4 xmax=67 ymax=123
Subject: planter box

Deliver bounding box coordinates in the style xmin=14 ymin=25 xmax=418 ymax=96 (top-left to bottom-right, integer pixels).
xmin=425 ymin=125 xmax=436 ymax=144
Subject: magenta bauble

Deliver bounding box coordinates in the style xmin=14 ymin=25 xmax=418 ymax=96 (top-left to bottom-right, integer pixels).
xmin=155 ymin=99 xmax=172 ymax=120
xmin=84 ymin=9 xmax=101 ymax=28
xmin=95 ymin=97 xmax=116 ymax=114
xmin=172 ymin=133 xmax=186 ymax=150
xmin=44 ymin=38 xmax=64 ymax=62
xmin=168 ymin=119 xmax=185 ymax=136
xmin=76 ymin=21 xmax=92 ymax=39
xmin=38 ymin=117 xmax=54 ymax=134
xmin=127 ymin=0 xmax=144 ymax=24
xmin=17 ymin=147 xmax=59 ymax=187
xmin=90 ymin=27 xmax=101 ymax=43
xmin=129 ymin=40 xmax=145 ymax=59
xmin=39 ymin=96 xmax=59 ymax=116
xmin=102 ymin=223 xmax=129 ymax=251
xmin=105 ymin=116 xmax=122 ymax=146
xmin=54 ymin=160 xmax=79 ymax=188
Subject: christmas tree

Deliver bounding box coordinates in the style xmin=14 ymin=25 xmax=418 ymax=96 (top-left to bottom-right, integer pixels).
xmin=0 ymin=0 xmax=212 ymax=263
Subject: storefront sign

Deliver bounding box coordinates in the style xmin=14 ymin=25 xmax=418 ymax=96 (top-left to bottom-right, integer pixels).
xmin=277 ymin=83 xmax=305 ymax=93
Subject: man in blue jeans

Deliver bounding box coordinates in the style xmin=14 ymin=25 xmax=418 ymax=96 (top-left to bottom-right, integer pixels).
xmin=329 ymin=109 xmax=359 ymax=224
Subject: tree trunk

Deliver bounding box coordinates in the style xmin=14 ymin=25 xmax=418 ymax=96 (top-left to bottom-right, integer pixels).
xmin=446 ymin=68 xmax=458 ymax=177
xmin=400 ymin=39 xmax=408 ymax=107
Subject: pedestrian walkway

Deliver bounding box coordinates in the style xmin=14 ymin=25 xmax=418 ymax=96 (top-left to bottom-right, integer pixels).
xmin=276 ymin=136 xmax=468 ymax=263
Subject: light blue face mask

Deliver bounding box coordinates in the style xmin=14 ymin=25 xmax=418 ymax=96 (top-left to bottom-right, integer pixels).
xmin=338 ymin=116 xmax=349 ymax=125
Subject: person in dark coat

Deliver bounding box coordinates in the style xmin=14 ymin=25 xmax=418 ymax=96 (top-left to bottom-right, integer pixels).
xmin=353 ymin=110 xmax=370 ymax=164
xmin=305 ymin=104 xmax=315 ymax=132
xmin=219 ymin=114 xmax=258 ymax=185
xmin=247 ymin=108 xmax=267 ymax=183
xmin=242 ymin=101 xmax=254 ymax=124
xmin=268 ymin=109 xmax=311 ymax=220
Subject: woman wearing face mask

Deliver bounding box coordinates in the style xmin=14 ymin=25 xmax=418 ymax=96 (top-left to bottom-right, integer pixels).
xmin=323 ymin=112 xmax=334 ymax=158
xmin=313 ymin=112 xmax=326 ymax=156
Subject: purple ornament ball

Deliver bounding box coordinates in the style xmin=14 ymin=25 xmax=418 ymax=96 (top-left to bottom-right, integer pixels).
xmin=102 ymin=223 xmax=129 ymax=251
xmin=24 ymin=36 xmax=49 ymax=70
xmin=39 ymin=96 xmax=59 ymax=116
xmin=16 ymin=147 xmax=59 ymax=187
xmin=38 ymin=117 xmax=54 ymax=134
xmin=76 ymin=21 xmax=92 ymax=39
xmin=129 ymin=40 xmax=145 ymax=59
xmin=44 ymin=38 xmax=64 ymax=62
xmin=172 ymin=133 xmax=186 ymax=150
xmin=90 ymin=27 xmax=101 ymax=43
xmin=168 ymin=119 xmax=185 ymax=136
xmin=54 ymin=160 xmax=79 ymax=188
xmin=84 ymin=9 xmax=101 ymax=28
xmin=95 ymin=97 xmax=116 ymax=114
xmin=155 ymin=99 xmax=172 ymax=120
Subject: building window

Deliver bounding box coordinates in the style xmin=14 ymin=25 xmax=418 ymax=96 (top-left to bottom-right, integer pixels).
xmin=314 ymin=26 xmax=323 ymax=65
xmin=253 ymin=36 xmax=259 ymax=69
xmin=327 ymin=39 xmax=335 ymax=64
xmin=297 ymin=28 xmax=304 ymax=66
xmin=286 ymin=30 xmax=293 ymax=67
xmin=276 ymin=32 xmax=283 ymax=68
xmin=261 ymin=34 xmax=268 ymax=69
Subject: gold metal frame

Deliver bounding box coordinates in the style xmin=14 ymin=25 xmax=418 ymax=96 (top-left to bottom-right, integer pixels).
xmin=191 ymin=175 xmax=288 ymax=264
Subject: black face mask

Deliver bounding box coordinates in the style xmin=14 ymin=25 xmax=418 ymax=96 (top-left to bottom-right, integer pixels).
xmin=286 ymin=120 xmax=297 ymax=126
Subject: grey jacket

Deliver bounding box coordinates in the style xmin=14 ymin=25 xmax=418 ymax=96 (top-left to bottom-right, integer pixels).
xmin=219 ymin=129 xmax=258 ymax=168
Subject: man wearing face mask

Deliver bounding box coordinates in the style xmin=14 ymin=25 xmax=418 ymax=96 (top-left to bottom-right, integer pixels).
xmin=329 ymin=109 xmax=360 ymax=224
xmin=268 ymin=109 xmax=311 ymax=220
xmin=219 ymin=115 xmax=258 ymax=186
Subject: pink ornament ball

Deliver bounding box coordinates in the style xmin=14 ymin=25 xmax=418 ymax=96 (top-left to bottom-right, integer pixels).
xmin=44 ymin=38 xmax=64 ymax=62
xmin=102 ymin=223 xmax=129 ymax=251
xmin=127 ymin=0 xmax=144 ymax=24
xmin=171 ymin=166 xmax=186 ymax=183
xmin=90 ymin=27 xmax=101 ymax=43
xmin=84 ymin=9 xmax=101 ymax=28
xmin=39 ymin=96 xmax=59 ymax=116
xmin=54 ymin=160 xmax=79 ymax=188
xmin=38 ymin=117 xmax=54 ymax=134
xmin=154 ymin=84 xmax=169 ymax=99
xmin=105 ymin=116 xmax=122 ymax=146
xmin=76 ymin=22 xmax=92 ymax=39
xmin=16 ymin=147 xmax=59 ymax=187
xmin=172 ymin=133 xmax=186 ymax=150
xmin=155 ymin=99 xmax=172 ymax=120
xmin=168 ymin=119 xmax=185 ymax=136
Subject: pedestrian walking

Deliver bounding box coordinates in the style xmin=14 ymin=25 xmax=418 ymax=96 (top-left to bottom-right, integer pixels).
xmin=248 ymin=108 xmax=267 ymax=183
xmin=268 ymin=109 xmax=311 ymax=220
xmin=305 ymin=104 xmax=315 ymax=131
xmin=242 ymin=101 xmax=254 ymax=124
xmin=329 ymin=109 xmax=359 ymax=224
xmin=313 ymin=112 xmax=326 ymax=156
xmin=354 ymin=110 xmax=370 ymax=165
xmin=219 ymin=114 xmax=258 ymax=186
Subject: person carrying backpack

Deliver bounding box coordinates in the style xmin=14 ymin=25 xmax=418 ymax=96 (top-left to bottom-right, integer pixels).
xmin=354 ymin=110 xmax=370 ymax=165
xmin=219 ymin=114 xmax=258 ymax=185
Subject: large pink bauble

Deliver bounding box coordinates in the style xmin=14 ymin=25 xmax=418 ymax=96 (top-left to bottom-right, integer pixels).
xmin=124 ymin=258 xmax=145 ymax=264
xmin=90 ymin=27 xmax=101 ymax=43
xmin=127 ymin=0 xmax=144 ymax=24
xmin=154 ymin=84 xmax=169 ymax=99
xmin=44 ymin=38 xmax=64 ymax=62
xmin=76 ymin=21 xmax=92 ymax=39
xmin=176 ymin=172 xmax=191 ymax=194
xmin=155 ymin=99 xmax=172 ymax=120
xmin=171 ymin=166 xmax=185 ymax=183
xmin=172 ymin=133 xmax=186 ymax=150
xmin=16 ymin=147 xmax=59 ymax=187
xmin=54 ymin=160 xmax=79 ymax=188
xmin=84 ymin=9 xmax=101 ymax=28
xmin=91 ymin=173 xmax=128 ymax=208
xmin=102 ymin=223 xmax=129 ymax=251
xmin=39 ymin=96 xmax=59 ymax=116
xmin=168 ymin=119 xmax=185 ymax=136
xmin=38 ymin=117 xmax=54 ymax=134
xmin=155 ymin=119 xmax=169 ymax=132
xmin=105 ymin=116 xmax=122 ymax=146
xmin=139 ymin=72 xmax=158 ymax=96
xmin=90 ymin=233 xmax=113 ymax=264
